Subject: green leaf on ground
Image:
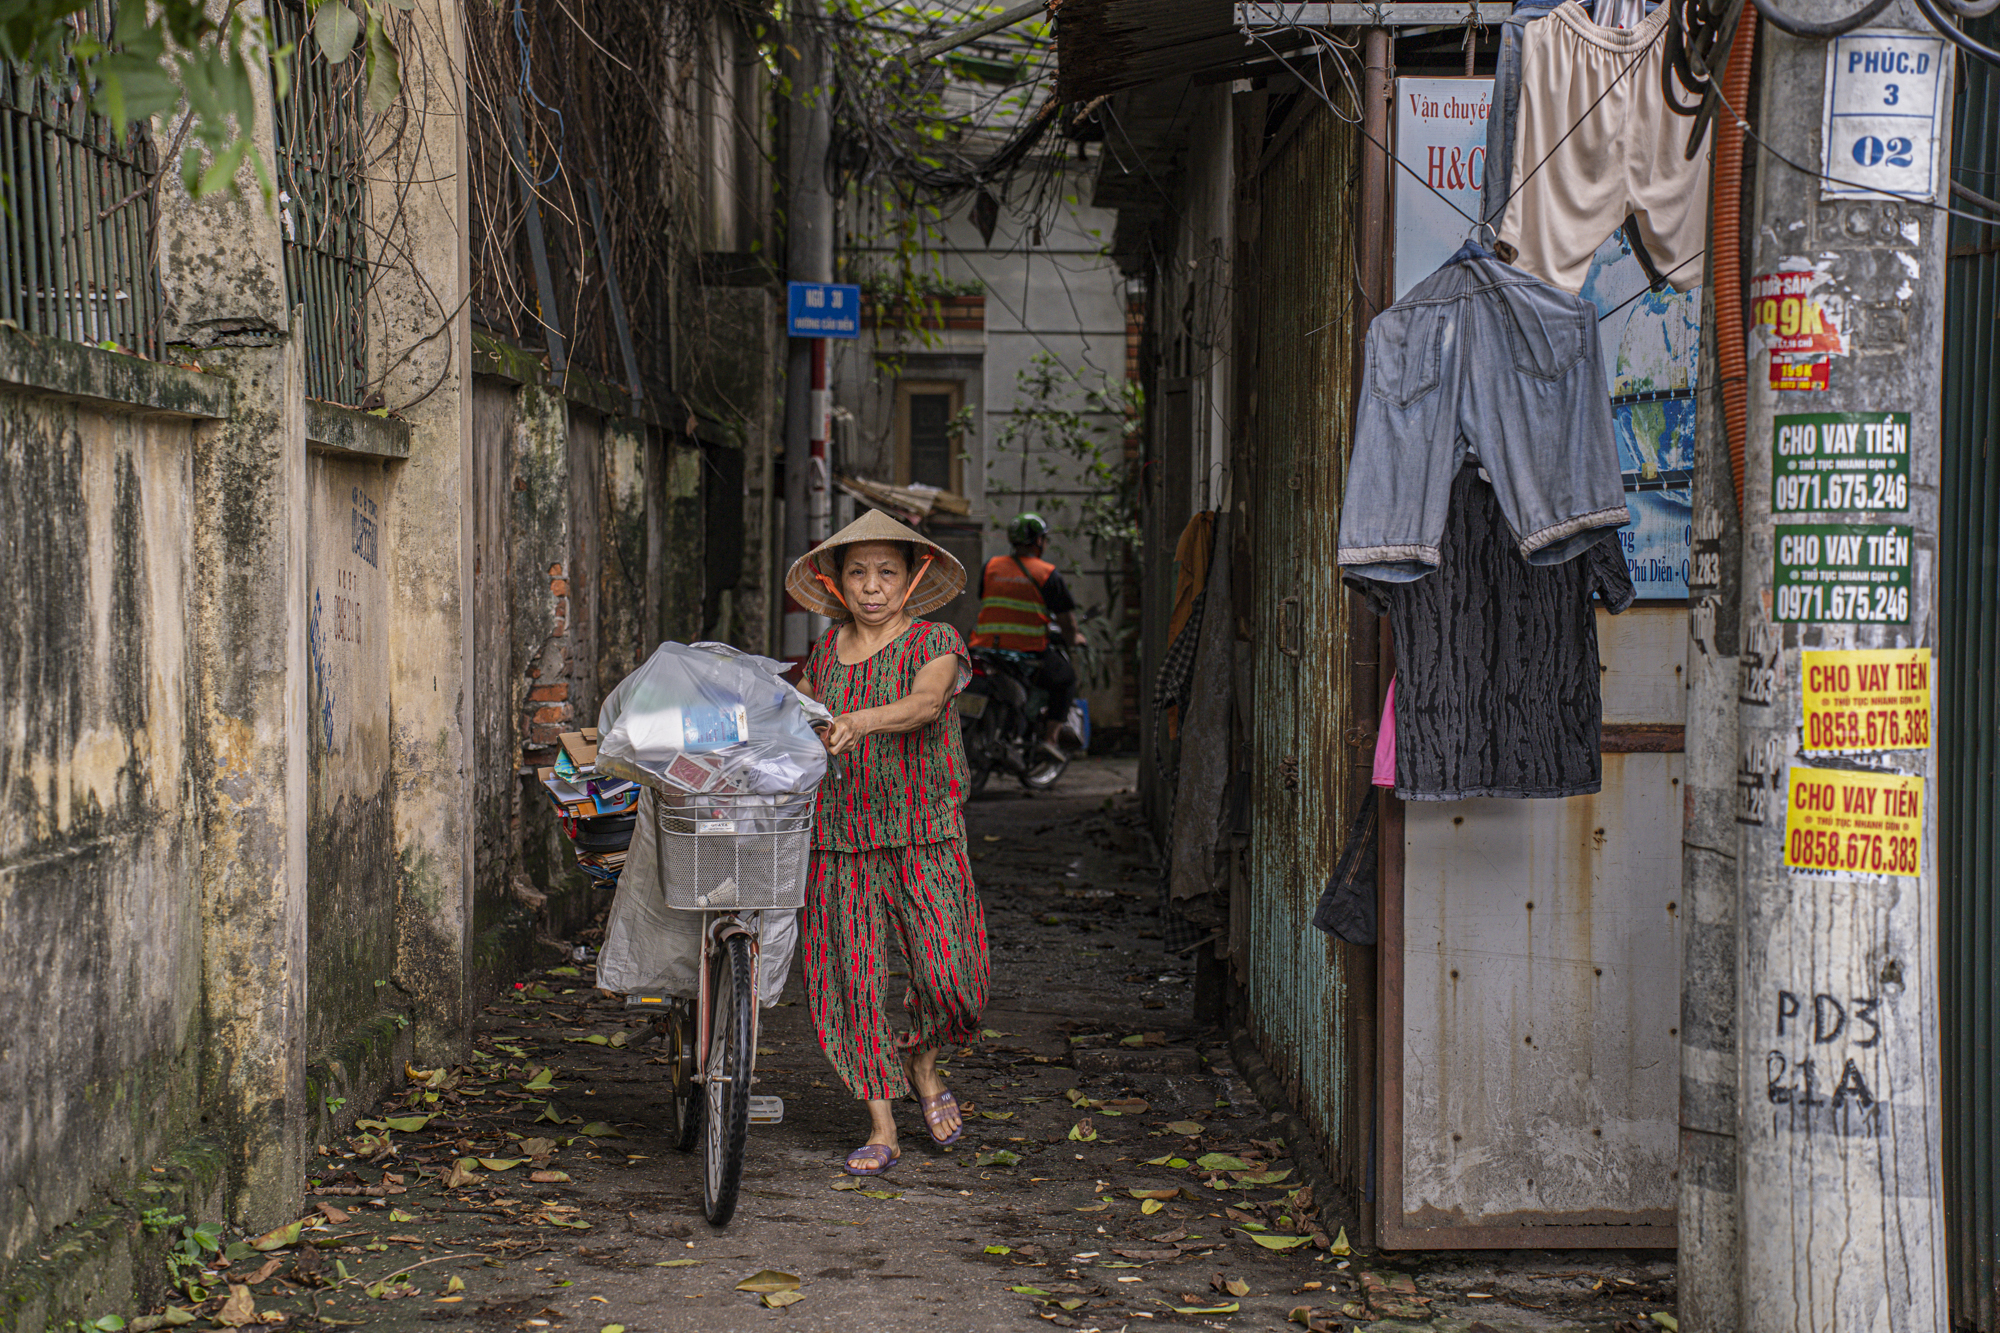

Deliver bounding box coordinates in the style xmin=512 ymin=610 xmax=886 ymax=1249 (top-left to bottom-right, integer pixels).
xmin=548 ymin=967 xmax=581 ymax=977
xmin=857 ymin=1189 xmax=900 ymax=1200
xmin=1141 ymin=1199 xmax=1165 ymax=1215
xmin=1173 ymin=1302 xmax=1240 ymax=1314
xmin=568 ymin=1035 xmax=610 ymax=1045
xmin=1650 ymin=1316 xmax=1679 ymax=1331
xmin=250 ymin=1219 xmax=305 ymax=1251
xmin=388 ymin=1209 xmax=418 ymax=1222
xmin=1068 ymin=1120 xmax=1098 ymax=1143
xmin=381 ymin=1115 xmax=431 ymax=1132
xmin=984 ymin=1245 xmax=1011 ymax=1255
xmin=656 ymin=1259 xmax=703 ymax=1267
xmin=1008 ymin=1286 xmax=1049 ymax=1295
xmin=1165 ymin=1121 xmax=1205 ymax=1136
xmin=578 ymin=1122 xmax=624 ymax=1138
xmin=1197 ymin=1153 xmax=1251 ymax=1172
xmin=1240 ymin=1230 xmax=1313 ymax=1250
xmin=476 ymin=1158 xmax=527 ymax=1171
xmin=975 ymin=1150 xmax=1022 ymax=1168
xmin=763 ymin=1291 xmax=805 ymax=1309
xmin=1233 ymin=1169 xmax=1294 ymax=1186
xmin=522 ymin=1068 xmax=555 ymax=1091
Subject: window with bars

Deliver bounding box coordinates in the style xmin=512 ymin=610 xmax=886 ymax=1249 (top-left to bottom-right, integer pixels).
xmin=0 ymin=2 xmax=165 ymax=359
xmin=270 ymin=0 xmax=368 ymax=405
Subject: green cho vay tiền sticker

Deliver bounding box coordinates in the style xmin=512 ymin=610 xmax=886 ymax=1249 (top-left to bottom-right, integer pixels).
xmin=1774 ymin=524 xmax=1912 ymax=624
xmin=1772 ymin=412 xmax=1910 ymax=514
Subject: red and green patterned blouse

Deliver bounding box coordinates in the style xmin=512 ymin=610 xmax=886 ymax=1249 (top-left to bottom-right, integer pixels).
xmin=803 ymin=621 xmax=971 ymax=850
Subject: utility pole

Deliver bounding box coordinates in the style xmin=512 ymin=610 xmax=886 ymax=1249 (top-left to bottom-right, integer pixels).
xmin=781 ymin=0 xmax=834 ymax=659
xmin=1731 ymin=2 xmax=1951 ymax=1326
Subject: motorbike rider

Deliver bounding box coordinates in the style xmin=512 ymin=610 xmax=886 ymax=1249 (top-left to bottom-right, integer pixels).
xmin=970 ymin=513 xmax=1084 ymax=764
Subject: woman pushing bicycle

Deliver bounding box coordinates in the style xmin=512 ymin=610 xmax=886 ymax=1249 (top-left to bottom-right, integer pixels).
xmin=784 ymin=509 xmax=991 ymax=1177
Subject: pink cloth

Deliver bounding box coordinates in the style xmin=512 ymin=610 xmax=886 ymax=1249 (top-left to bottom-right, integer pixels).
xmin=1372 ymin=679 xmax=1398 ymax=788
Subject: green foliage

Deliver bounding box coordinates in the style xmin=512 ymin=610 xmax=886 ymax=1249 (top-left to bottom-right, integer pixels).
xmin=0 ymin=0 xmax=403 ymax=200
xmin=161 ymin=1220 xmax=224 ymax=1301
xmin=138 ymin=1207 xmax=186 ymax=1234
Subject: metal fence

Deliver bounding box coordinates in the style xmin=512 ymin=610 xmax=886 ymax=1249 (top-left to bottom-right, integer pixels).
xmin=0 ymin=2 xmax=164 ymax=359
xmin=1939 ymin=15 xmax=2000 ymax=1328
xmin=271 ymin=0 xmax=369 ymax=405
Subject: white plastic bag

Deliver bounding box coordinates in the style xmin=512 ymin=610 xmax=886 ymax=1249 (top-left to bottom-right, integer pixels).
xmin=597 ymin=641 xmax=830 ymax=796
xmin=596 ymin=786 xmax=798 ymax=1005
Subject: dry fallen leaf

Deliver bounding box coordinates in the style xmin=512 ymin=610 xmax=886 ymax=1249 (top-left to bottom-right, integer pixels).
xmin=243 ymin=1259 xmax=283 ymax=1285
xmin=530 ymin=1170 xmax=572 ymax=1183
xmin=215 ymin=1286 xmax=256 ymax=1328
xmin=315 ymin=1203 xmax=351 ymax=1225
xmin=736 ymin=1270 xmax=801 ymax=1294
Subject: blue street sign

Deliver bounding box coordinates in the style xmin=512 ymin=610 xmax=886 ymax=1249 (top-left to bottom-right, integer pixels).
xmin=786 ymin=282 xmax=862 ymax=339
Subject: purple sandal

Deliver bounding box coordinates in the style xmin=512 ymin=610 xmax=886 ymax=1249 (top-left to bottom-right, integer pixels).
xmin=844 ymin=1144 xmax=899 ymax=1176
xmin=919 ymin=1090 xmax=964 ymax=1146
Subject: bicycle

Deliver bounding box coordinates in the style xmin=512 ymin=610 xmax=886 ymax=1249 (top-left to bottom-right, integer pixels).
xmin=624 ymin=787 xmax=814 ymax=1226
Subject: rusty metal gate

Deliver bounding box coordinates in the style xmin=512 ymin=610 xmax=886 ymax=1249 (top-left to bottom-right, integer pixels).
xmin=1244 ymin=96 xmax=1368 ymax=1206
xmin=1939 ymin=15 xmax=2000 ymax=1327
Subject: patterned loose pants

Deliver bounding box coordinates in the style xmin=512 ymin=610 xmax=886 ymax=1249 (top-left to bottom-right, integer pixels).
xmin=805 ymin=839 xmax=989 ymax=1101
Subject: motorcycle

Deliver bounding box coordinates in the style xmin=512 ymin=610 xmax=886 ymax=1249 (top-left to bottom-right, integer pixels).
xmin=957 ymin=644 xmax=1090 ymax=798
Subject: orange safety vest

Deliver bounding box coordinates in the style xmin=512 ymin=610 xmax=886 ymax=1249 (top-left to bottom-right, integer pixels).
xmin=971 ymin=554 xmax=1055 ymax=651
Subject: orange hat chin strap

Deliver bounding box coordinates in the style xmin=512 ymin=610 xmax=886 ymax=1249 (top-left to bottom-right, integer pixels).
xmin=897 ymin=554 xmax=935 ymax=612
xmin=811 ymin=563 xmax=849 ymax=612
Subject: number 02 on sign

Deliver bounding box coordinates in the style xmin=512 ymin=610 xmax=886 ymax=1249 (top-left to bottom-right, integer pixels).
xmin=1786 ymin=767 xmax=1924 ymax=877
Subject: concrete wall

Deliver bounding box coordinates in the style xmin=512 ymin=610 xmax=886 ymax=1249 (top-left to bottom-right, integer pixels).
xmin=0 ymin=378 xmax=213 ymax=1282
xmin=0 ymin=2 xmax=780 ymax=1321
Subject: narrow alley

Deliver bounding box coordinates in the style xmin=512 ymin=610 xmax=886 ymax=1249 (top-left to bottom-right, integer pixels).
xmin=190 ymin=762 xmax=1673 ymax=1333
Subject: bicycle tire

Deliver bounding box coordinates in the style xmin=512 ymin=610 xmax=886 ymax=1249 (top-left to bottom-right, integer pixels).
xmin=962 ymin=712 xmax=996 ymax=799
xmin=668 ymin=1000 xmax=701 ymax=1153
xmin=700 ymin=933 xmax=755 ymax=1227
xmin=1021 ymin=748 xmax=1068 ymax=791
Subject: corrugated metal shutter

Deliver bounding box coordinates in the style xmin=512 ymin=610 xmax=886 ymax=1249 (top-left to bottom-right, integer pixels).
xmin=1245 ymin=97 xmax=1366 ymax=1199
xmin=1940 ymin=19 xmax=2000 ymax=1329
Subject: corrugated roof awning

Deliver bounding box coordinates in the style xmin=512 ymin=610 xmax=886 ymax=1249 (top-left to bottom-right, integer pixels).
xmin=1057 ymin=0 xmax=1280 ymax=102
xmin=1057 ymin=0 xmax=1511 ymax=100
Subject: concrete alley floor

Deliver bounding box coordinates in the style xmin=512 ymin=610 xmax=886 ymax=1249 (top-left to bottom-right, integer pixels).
xmin=181 ymin=758 xmax=1676 ymax=1333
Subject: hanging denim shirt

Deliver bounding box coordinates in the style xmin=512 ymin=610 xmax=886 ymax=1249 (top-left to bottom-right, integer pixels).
xmin=1335 ymin=242 xmax=1629 ymax=583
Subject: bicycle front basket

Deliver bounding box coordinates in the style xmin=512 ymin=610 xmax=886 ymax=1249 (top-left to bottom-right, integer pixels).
xmin=655 ymin=790 xmax=816 ymax=911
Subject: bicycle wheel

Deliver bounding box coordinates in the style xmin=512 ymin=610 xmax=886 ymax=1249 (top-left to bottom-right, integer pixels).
xmin=667 ymin=999 xmax=701 ymax=1153
xmin=700 ymin=933 xmax=755 ymax=1226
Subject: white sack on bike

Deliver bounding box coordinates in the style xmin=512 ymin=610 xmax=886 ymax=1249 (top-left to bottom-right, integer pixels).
xmin=596 ymin=641 xmax=831 ymax=796
xmin=596 ymin=785 xmax=798 ymax=1004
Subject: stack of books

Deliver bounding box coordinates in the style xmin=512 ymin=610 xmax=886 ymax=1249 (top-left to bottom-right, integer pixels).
xmin=539 ymin=729 xmax=637 ymax=883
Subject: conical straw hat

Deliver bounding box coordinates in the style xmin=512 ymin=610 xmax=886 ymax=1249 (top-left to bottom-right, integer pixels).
xmin=784 ymin=508 xmax=968 ymax=619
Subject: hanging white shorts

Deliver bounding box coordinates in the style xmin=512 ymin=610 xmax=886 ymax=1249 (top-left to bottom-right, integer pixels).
xmin=1496 ymin=0 xmax=1710 ymax=294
